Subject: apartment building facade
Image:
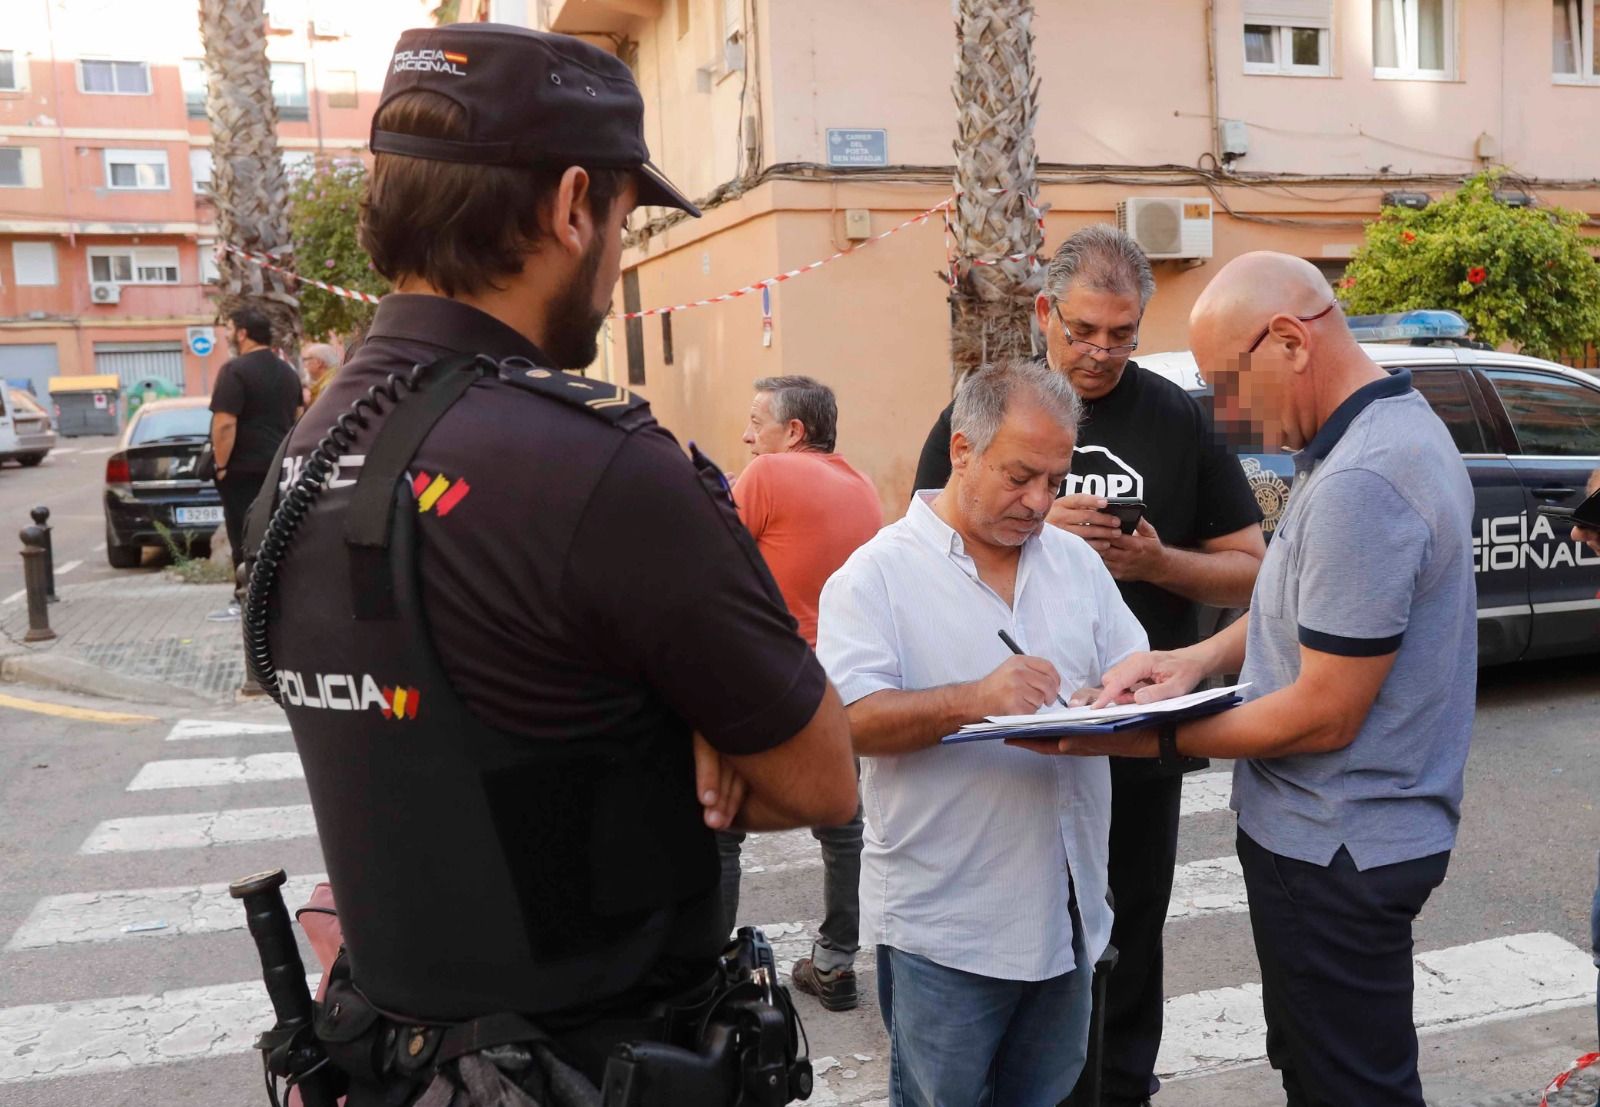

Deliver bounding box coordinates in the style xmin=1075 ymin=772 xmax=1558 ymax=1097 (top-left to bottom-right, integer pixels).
xmin=0 ymin=0 xmax=426 ymax=403
xmin=507 ymin=0 xmax=1600 ymax=514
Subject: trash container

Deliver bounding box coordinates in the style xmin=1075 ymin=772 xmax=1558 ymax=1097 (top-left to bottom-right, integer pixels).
xmin=48 ymin=375 xmax=122 ymax=437
xmin=125 ymin=376 xmax=182 ymax=421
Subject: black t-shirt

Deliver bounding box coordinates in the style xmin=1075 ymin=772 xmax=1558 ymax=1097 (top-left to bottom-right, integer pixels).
xmin=209 ymin=348 xmax=301 ymax=473
xmin=913 ymin=361 xmax=1262 ymax=651
xmin=292 ymin=294 xmax=827 ymax=755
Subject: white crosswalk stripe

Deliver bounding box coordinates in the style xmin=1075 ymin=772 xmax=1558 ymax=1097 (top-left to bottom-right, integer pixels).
xmin=126 ymin=752 xmax=304 ymax=790
xmin=0 ymin=976 xmax=319 ymax=1084
xmin=1158 ymin=932 xmax=1597 ymax=1081
xmin=79 ymin=803 xmax=315 ymax=853
xmin=11 ymin=713 xmax=1587 ymax=1100
xmin=165 ymin=718 xmax=292 ymax=741
xmin=7 ymin=873 xmax=327 ymax=951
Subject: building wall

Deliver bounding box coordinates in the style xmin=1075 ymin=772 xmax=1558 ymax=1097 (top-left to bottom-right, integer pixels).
xmin=551 ymin=0 xmax=1600 ymax=517
xmin=0 ymin=0 xmax=429 ymax=404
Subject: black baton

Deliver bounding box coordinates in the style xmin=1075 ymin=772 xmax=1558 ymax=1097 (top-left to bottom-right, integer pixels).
xmin=230 ymin=869 xmax=341 ymax=1107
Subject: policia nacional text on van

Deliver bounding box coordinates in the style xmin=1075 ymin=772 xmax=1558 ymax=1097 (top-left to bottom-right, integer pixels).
xmin=237 ymin=24 xmax=857 ymax=1107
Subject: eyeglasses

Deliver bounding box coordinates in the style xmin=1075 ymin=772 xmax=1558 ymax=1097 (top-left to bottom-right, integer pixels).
xmin=1245 ymin=302 xmax=1337 ymax=354
xmin=1053 ymin=302 xmax=1139 ymax=357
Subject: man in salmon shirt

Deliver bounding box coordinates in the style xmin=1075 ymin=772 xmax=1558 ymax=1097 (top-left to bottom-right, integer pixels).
xmin=718 ymin=374 xmax=883 ymax=1011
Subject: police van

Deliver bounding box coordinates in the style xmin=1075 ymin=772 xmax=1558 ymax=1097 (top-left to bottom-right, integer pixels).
xmin=1140 ymin=311 xmax=1600 ymax=666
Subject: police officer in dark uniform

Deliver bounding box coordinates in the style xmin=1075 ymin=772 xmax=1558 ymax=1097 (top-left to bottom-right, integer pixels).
xmin=242 ymin=23 xmax=857 ymax=1106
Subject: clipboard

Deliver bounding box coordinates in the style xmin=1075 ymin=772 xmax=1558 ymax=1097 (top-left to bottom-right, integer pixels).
xmin=940 ymin=692 xmax=1242 ymax=744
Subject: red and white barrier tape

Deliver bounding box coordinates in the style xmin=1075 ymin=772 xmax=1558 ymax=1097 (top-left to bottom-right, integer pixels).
xmin=1540 ymin=1051 xmax=1599 ymax=1106
xmin=220 ymin=243 xmax=383 ymax=305
xmin=220 ymin=191 xmax=1045 ymax=318
xmin=617 ymin=197 xmax=953 ymax=320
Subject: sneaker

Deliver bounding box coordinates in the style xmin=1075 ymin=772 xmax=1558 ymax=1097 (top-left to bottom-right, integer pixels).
xmin=207 ymin=601 xmax=240 ymax=622
xmin=790 ymin=957 xmax=858 ymax=1012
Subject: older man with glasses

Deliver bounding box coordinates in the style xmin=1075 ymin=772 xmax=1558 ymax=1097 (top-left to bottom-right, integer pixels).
xmin=914 ymin=225 xmax=1266 ymax=1107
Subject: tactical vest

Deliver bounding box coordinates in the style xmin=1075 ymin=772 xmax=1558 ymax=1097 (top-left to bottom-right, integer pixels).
xmin=245 ymin=355 xmax=721 ymax=1024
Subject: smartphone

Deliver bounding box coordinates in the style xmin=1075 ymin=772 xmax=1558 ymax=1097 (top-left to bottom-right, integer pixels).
xmin=1105 ymin=498 xmax=1146 ymax=535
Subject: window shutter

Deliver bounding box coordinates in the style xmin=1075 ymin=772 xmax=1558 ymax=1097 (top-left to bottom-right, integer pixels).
xmin=1243 ymin=0 xmax=1332 ymax=28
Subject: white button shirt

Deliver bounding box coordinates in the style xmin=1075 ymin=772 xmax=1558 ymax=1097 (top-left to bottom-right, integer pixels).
xmin=816 ymin=493 xmax=1147 ymax=981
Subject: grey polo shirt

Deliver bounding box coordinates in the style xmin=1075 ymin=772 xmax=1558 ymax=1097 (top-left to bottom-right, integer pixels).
xmin=1232 ymin=369 xmax=1477 ymax=871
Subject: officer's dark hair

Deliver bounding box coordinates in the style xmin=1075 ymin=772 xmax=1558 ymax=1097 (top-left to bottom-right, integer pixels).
xmin=754 ymin=375 xmax=838 ymax=453
xmin=361 ymin=90 xmax=628 ymax=298
xmin=228 ymin=306 xmax=273 ymax=346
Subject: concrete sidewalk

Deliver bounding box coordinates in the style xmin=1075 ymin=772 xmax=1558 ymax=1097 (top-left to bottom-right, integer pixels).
xmin=0 ymin=571 xmax=247 ymax=704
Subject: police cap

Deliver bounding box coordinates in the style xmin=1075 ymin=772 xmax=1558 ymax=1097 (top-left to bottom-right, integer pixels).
xmin=372 ymin=22 xmax=700 ymax=217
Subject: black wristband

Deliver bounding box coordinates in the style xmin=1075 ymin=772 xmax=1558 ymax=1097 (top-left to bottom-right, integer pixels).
xmin=1157 ymin=720 xmax=1181 ymax=767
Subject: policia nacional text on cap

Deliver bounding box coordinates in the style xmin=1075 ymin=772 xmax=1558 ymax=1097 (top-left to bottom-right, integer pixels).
xmin=234 ymin=22 xmax=857 ymax=1107
xmin=373 ymin=22 xmax=699 ymax=215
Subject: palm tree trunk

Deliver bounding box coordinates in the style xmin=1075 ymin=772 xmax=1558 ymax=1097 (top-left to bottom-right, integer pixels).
xmin=199 ymin=0 xmax=301 ymax=358
xmin=950 ymin=0 xmax=1043 ymax=382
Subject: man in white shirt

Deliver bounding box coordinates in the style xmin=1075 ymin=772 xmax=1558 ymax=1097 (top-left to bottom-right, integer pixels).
xmin=816 ymin=357 xmax=1148 ymax=1107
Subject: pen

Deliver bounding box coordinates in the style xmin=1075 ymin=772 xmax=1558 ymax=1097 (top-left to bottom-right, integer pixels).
xmin=996 ymin=629 xmax=1071 ymax=709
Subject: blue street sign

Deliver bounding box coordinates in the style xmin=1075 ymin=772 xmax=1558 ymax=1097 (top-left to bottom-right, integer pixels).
xmin=826 ymin=129 xmax=889 ymax=167
xmin=187 ymin=327 xmax=215 ymax=357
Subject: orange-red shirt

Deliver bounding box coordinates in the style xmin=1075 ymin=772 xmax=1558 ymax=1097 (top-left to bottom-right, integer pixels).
xmin=734 ymin=451 xmax=883 ymax=647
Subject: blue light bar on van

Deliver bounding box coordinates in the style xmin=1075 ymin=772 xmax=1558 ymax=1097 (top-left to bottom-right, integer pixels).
xmin=1345 ymin=310 xmax=1470 ymax=343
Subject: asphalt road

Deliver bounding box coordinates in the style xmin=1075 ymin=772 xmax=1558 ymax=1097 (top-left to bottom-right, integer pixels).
xmin=0 ymin=436 xmax=175 ymax=607
xmin=0 ymin=649 xmax=1594 ymax=1106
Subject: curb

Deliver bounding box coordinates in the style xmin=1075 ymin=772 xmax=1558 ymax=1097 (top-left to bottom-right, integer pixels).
xmin=0 ymin=651 xmax=216 ymax=709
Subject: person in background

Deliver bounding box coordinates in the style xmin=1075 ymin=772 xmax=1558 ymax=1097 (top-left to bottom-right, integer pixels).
xmin=718 ymin=374 xmax=883 ymax=1012
xmin=820 ymin=357 xmax=1147 ymax=1107
xmin=915 ymin=225 xmax=1265 ymax=1107
xmin=302 ymin=342 xmax=341 ymax=404
xmin=207 ymin=305 xmax=301 ymax=621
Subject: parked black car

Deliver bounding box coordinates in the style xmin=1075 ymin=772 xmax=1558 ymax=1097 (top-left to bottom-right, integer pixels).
xmin=104 ymin=397 xmax=221 ymax=568
xmin=1140 ymin=311 xmax=1600 ymax=666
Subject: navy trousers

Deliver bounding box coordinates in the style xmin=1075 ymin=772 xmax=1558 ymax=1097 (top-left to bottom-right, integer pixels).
xmin=1237 ymin=828 xmax=1450 ymax=1107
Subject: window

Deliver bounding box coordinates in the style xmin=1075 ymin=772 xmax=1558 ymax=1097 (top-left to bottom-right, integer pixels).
xmin=89 ymin=246 xmax=181 ymax=285
xmin=1485 ymin=369 xmax=1600 ymax=456
xmin=1244 ymin=3 xmax=1332 ymax=75
xmin=197 ymin=238 xmax=220 ymax=284
xmin=271 ymin=61 xmax=308 ymax=120
xmin=12 ymin=242 xmax=57 ymax=287
xmin=79 ymin=59 xmax=151 ymax=95
xmin=326 ymin=68 xmax=358 ymax=108
xmin=1373 ymin=0 xmax=1453 ymax=78
xmin=0 ymin=147 xmax=21 ymax=187
xmin=189 ymin=148 xmax=213 ymax=194
xmin=0 ymin=50 xmax=22 ymax=92
xmin=1410 ymin=369 xmax=1488 ymax=453
xmin=722 ymin=0 xmax=745 ymax=71
xmin=181 ymin=58 xmax=208 ymax=118
xmin=104 ymin=148 xmax=169 ymax=190
xmin=1554 ymin=0 xmax=1600 ymax=82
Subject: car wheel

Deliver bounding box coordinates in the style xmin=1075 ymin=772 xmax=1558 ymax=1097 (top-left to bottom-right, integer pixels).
xmin=105 ymin=523 xmax=142 ymax=569
xmin=17 ymin=453 xmax=45 ymax=468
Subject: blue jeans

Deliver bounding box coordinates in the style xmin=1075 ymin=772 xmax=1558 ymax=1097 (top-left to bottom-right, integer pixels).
xmin=877 ymin=945 xmax=1093 ymax=1107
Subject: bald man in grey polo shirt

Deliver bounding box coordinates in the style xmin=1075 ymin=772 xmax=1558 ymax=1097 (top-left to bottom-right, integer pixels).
xmin=1017 ymin=253 xmax=1476 ymax=1107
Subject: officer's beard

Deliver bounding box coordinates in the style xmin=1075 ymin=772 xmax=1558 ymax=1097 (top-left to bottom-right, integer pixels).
xmin=543 ymin=234 xmax=608 ymax=370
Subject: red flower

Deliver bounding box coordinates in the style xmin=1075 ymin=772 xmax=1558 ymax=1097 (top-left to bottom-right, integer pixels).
xmin=1400 ymin=230 xmax=1417 ymax=244
xmin=1340 ymin=276 xmax=1357 ymax=289
xmin=1467 ymin=266 xmax=1487 ymax=285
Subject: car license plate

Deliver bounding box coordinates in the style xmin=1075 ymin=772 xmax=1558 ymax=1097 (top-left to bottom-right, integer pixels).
xmin=175 ymin=506 xmax=224 ymax=525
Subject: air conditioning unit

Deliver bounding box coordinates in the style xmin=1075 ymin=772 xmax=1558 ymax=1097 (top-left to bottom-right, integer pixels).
xmin=309 ymin=17 xmax=348 ymax=38
xmin=89 ymin=281 xmax=121 ymax=305
xmin=1116 ymin=197 xmax=1213 ymax=260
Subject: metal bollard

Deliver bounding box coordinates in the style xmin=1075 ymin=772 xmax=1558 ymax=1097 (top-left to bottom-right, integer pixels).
xmin=19 ymin=526 xmax=55 ymax=642
xmin=29 ymin=506 xmax=55 ymax=602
